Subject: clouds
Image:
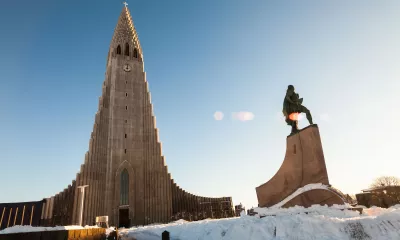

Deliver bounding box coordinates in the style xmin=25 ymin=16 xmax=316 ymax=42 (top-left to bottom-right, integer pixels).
xmin=213 ymin=111 xmax=255 ymax=121
xmin=232 ymin=112 xmax=255 ymax=122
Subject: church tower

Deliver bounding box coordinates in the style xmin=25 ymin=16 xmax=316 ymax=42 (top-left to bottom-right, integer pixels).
xmin=38 ymin=5 xmax=235 ymax=227
xmin=72 ymin=4 xmax=173 ymax=226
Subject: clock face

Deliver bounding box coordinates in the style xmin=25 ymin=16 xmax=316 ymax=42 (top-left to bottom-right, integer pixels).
xmin=123 ymin=64 xmax=131 ymax=72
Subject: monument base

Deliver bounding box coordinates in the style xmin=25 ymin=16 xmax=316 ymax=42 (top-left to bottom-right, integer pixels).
xmin=282 ymin=187 xmax=345 ymax=208
xmin=256 ymin=124 xmax=346 ymax=208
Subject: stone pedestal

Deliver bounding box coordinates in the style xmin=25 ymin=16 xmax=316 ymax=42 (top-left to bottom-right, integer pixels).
xmin=256 ymin=124 xmax=345 ymax=208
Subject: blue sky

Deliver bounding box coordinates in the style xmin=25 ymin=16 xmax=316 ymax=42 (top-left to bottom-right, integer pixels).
xmin=1 ymin=0 xmax=400 ymax=209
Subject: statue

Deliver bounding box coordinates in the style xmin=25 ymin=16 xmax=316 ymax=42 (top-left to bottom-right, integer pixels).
xmin=282 ymin=85 xmax=313 ymax=134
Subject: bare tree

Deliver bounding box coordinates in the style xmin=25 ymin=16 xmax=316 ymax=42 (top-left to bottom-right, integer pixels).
xmin=370 ymin=176 xmax=400 ymax=188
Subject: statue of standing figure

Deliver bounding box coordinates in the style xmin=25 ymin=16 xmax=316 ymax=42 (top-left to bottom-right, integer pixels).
xmin=282 ymin=85 xmax=313 ymax=134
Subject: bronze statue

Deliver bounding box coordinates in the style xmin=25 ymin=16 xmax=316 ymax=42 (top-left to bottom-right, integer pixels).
xmin=282 ymin=85 xmax=313 ymax=134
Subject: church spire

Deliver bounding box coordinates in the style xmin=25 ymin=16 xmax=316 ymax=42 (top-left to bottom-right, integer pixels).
xmin=110 ymin=3 xmax=143 ymax=61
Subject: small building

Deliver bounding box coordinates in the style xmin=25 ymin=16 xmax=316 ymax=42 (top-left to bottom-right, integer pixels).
xmin=234 ymin=204 xmax=245 ymax=217
xmin=361 ymin=186 xmax=400 ymax=194
xmin=356 ymin=186 xmax=400 ymax=208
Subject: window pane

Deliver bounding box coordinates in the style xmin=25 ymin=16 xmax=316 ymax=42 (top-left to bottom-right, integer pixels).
xmin=120 ymin=169 xmax=129 ymax=205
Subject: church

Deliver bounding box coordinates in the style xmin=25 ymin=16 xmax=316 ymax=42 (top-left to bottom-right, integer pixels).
xmin=0 ymin=5 xmax=234 ymax=229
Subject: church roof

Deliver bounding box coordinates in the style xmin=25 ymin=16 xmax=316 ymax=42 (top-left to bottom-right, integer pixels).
xmin=110 ymin=4 xmax=142 ymax=54
xmin=361 ymin=185 xmax=400 ymax=193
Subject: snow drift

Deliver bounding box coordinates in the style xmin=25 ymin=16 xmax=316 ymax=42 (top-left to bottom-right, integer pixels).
xmin=118 ymin=205 xmax=400 ymax=240
xmin=0 ymin=225 xmax=99 ymax=234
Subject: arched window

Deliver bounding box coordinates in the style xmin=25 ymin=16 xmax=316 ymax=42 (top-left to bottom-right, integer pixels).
xmin=116 ymin=45 xmax=121 ymax=55
xmin=120 ymin=169 xmax=129 ymax=205
xmin=125 ymin=43 xmax=130 ymax=56
xmin=133 ymin=48 xmax=138 ymax=58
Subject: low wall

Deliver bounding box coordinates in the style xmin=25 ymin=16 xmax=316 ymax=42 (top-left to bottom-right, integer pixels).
xmin=0 ymin=228 xmax=108 ymax=240
xmin=0 ymin=200 xmax=45 ymax=230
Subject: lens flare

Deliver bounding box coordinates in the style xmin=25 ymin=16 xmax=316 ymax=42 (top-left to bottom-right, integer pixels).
xmin=289 ymin=113 xmax=299 ymax=121
xmin=213 ymin=111 xmax=224 ymax=121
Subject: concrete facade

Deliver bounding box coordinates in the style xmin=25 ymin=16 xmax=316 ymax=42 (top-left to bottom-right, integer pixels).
xmin=39 ymin=6 xmax=234 ymax=227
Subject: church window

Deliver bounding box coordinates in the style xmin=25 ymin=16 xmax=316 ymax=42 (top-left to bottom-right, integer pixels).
xmin=126 ymin=106 xmax=128 ymax=110
xmin=116 ymin=45 xmax=121 ymax=55
xmin=125 ymin=43 xmax=130 ymax=56
xmin=133 ymin=48 xmax=138 ymax=58
xmin=126 ymin=93 xmax=128 ymax=97
xmin=124 ymin=149 xmax=127 ymax=154
xmin=125 ymin=120 xmax=127 ymax=123
xmin=125 ymin=134 xmax=127 ymax=138
xmin=120 ymin=169 xmax=129 ymax=205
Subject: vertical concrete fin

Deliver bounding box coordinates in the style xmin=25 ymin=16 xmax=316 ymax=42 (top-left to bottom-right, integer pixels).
xmin=72 ymin=173 xmax=80 ymax=224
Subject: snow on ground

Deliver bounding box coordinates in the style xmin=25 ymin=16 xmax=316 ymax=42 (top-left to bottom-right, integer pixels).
xmin=119 ymin=205 xmax=400 ymax=240
xmin=106 ymin=226 xmax=116 ymax=236
xmin=2 ymin=205 xmax=400 ymax=239
xmin=0 ymin=225 xmax=99 ymax=234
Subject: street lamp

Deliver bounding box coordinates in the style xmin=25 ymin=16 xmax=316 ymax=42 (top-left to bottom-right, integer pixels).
xmin=77 ymin=185 xmax=89 ymax=226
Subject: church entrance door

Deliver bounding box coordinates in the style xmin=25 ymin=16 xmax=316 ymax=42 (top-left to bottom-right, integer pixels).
xmin=119 ymin=208 xmax=130 ymax=228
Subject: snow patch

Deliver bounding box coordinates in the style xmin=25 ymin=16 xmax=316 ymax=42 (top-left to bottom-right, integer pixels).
xmin=0 ymin=225 xmax=99 ymax=234
xmin=105 ymin=227 xmax=116 ymax=236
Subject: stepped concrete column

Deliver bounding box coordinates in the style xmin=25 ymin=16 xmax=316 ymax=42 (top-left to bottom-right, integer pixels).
xmin=77 ymin=185 xmax=89 ymax=226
